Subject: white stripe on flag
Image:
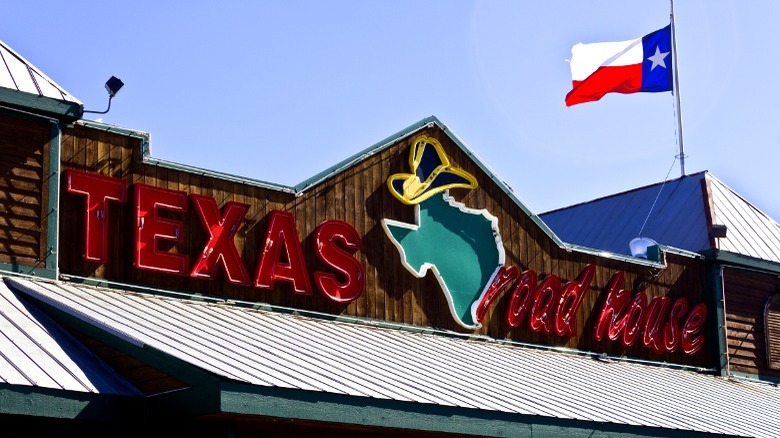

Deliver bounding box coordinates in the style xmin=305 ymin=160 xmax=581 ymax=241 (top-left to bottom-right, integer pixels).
xmin=569 ymin=38 xmax=643 ymax=81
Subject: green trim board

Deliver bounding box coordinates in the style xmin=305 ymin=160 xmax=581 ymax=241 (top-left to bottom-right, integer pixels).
xmin=705 ymin=264 xmax=729 ymax=375
xmin=700 ymin=248 xmax=780 ymax=275
xmin=46 ymin=122 xmax=60 ymax=275
xmin=146 ymin=382 xmax=223 ymax=419
xmin=216 ymin=382 xmax=733 ymax=438
xmin=0 ymin=385 xmax=142 ymax=421
xmin=0 ymin=88 xmax=82 ymax=122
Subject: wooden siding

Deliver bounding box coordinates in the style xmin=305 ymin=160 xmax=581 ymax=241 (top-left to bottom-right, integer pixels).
xmin=723 ymin=267 xmax=780 ymax=377
xmin=57 ymin=124 xmax=709 ymax=366
xmin=767 ymin=294 xmax=780 ymax=370
xmin=0 ymin=113 xmax=49 ymax=267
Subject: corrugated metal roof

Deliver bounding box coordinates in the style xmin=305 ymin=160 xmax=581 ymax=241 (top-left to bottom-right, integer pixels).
xmin=708 ymin=174 xmax=780 ymax=263
xmin=0 ymin=39 xmax=81 ymax=104
xmin=0 ymin=277 xmax=140 ymax=395
xmin=539 ymin=171 xmax=780 ymax=263
xmin=540 ymin=172 xmax=710 ymax=257
xmin=5 ymin=275 xmax=780 ymax=437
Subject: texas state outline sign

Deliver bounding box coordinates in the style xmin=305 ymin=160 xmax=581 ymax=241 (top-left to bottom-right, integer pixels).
xmin=379 ymin=135 xmax=707 ymax=359
xmin=381 ymin=135 xmax=504 ymax=329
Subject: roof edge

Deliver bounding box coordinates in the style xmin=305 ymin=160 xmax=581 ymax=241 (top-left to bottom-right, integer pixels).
xmin=701 ymin=248 xmax=780 ymax=274
xmin=77 ymin=119 xmax=298 ymax=193
xmin=540 ymin=170 xmax=709 ymax=216
xmin=0 ymin=88 xmax=82 ymax=122
xmin=294 ymin=115 xmax=439 ymax=192
xmin=0 ymin=385 xmax=142 ymax=420
xmin=216 ymin=382 xmax=726 ymax=438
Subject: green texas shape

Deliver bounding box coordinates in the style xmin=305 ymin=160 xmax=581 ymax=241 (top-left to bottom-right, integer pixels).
xmin=382 ymin=192 xmax=504 ymax=329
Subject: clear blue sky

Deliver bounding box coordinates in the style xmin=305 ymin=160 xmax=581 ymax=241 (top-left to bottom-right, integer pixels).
xmin=5 ymin=1 xmax=780 ymax=221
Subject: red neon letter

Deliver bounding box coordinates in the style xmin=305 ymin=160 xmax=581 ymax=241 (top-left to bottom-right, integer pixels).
xmin=189 ymin=194 xmax=250 ymax=285
xmin=313 ymin=220 xmax=364 ymax=303
xmin=476 ymin=265 xmax=518 ymax=324
xmin=664 ymin=297 xmax=689 ymax=353
xmin=134 ymin=184 xmax=189 ymax=275
xmin=593 ymin=272 xmax=631 ymax=342
xmin=506 ymin=270 xmax=537 ymax=328
xmin=681 ymin=303 xmax=707 ymax=355
xmin=554 ymin=264 xmax=596 ymax=337
xmin=643 ymin=296 xmax=670 ymax=354
xmin=621 ymin=292 xmax=647 ymax=347
xmin=65 ymin=169 xmax=127 ymax=263
xmin=529 ymin=274 xmax=560 ymax=334
xmin=254 ymin=210 xmax=312 ymax=295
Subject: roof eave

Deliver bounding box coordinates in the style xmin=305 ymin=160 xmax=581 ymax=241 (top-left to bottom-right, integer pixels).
xmin=0 ymin=87 xmax=83 ymax=122
xmin=701 ymin=248 xmax=780 ymax=274
xmin=215 ymin=382 xmax=724 ymax=438
xmin=0 ymin=384 xmax=142 ymax=420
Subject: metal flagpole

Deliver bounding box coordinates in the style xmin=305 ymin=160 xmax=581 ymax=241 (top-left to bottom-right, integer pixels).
xmin=670 ymin=0 xmax=685 ymax=176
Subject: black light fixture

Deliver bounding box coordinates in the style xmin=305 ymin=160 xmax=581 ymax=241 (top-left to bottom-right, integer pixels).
xmin=711 ymin=224 xmax=728 ymax=239
xmin=83 ymin=76 xmax=124 ymax=115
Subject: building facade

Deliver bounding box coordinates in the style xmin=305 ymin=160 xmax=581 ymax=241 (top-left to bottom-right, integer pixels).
xmin=0 ymin=39 xmax=778 ymax=437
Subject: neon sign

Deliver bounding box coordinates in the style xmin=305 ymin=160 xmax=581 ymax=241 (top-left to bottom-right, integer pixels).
xmin=592 ymin=271 xmax=706 ymax=354
xmin=65 ymin=169 xmax=365 ymax=303
xmin=65 ymin=136 xmax=707 ymax=357
xmin=383 ymin=135 xmax=706 ymax=355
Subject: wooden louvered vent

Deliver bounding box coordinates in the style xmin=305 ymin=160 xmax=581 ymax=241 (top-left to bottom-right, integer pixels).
xmin=0 ymin=114 xmax=48 ymax=267
xmin=766 ymin=294 xmax=780 ymax=370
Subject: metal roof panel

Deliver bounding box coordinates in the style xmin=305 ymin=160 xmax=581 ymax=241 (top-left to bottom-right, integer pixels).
xmin=0 ymin=39 xmax=81 ymax=104
xmin=708 ymin=174 xmax=780 ymax=263
xmin=4 ymin=276 xmax=780 ymax=437
xmin=0 ymin=278 xmax=140 ymax=395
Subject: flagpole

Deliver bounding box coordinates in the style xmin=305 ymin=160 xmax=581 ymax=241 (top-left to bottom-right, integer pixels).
xmin=670 ymin=0 xmax=685 ymax=176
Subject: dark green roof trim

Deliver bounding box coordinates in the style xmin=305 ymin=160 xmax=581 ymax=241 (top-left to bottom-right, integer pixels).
xmin=701 ymin=248 xmax=780 ymax=275
xmin=146 ymin=382 xmax=223 ymax=419
xmin=0 ymin=384 xmax=141 ymax=420
xmin=216 ymin=382 xmax=733 ymax=438
xmin=0 ymin=88 xmax=82 ymax=122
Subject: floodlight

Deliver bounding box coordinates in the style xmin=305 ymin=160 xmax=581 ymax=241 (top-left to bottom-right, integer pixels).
xmin=105 ymin=76 xmax=124 ymax=97
xmin=83 ymin=76 xmax=124 ymax=115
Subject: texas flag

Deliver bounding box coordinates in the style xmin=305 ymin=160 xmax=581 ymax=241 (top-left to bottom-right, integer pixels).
xmin=565 ymin=25 xmax=672 ymax=106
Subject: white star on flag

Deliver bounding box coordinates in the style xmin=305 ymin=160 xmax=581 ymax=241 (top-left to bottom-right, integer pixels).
xmin=647 ymin=46 xmax=670 ymax=70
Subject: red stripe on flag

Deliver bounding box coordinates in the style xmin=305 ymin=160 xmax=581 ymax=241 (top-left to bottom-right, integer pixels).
xmin=565 ymin=64 xmax=643 ymax=106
